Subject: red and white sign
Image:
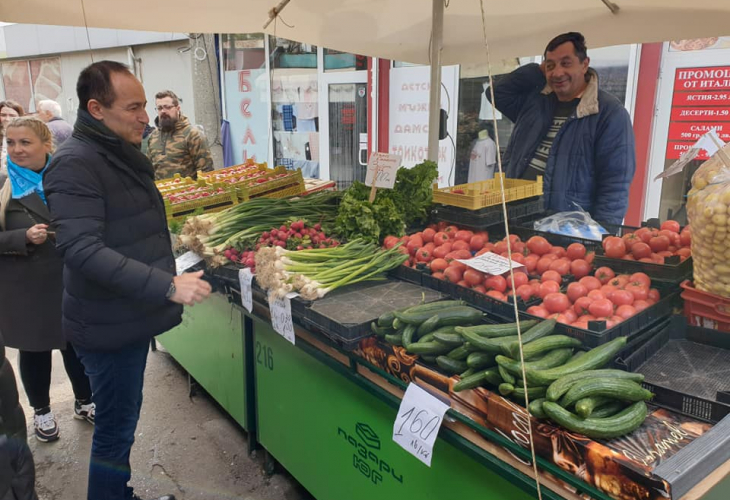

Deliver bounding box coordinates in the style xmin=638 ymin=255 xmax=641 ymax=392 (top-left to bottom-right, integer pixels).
xmin=674 ymin=66 xmax=730 ymax=91
xmin=672 ymin=91 xmax=730 ymax=107
xmin=667 ymin=122 xmax=730 ymax=142
xmin=670 ymin=107 xmax=730 ymax=122
xmin=666 ymin=142 xmax=710 ymax=161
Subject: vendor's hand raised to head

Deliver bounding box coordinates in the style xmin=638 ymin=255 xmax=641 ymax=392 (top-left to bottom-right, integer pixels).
xmin=170 ymin=270 xmax=212 ymax=306
xmin=26 ymin=224 xmax=49 ymax=245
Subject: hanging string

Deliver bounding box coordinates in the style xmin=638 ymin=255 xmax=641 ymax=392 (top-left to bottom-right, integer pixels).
xmin=80 ymin=0 xmax=94 ymax=62
xmin=477 ymin=1 xmax=544 ymax=499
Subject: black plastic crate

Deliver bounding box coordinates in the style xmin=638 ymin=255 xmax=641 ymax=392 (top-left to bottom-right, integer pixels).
xmin=501 ymin=211 xmax=625 ymax=249
xmin=431 ymin=196 xmax=544 ymax=231
xmin=614 ymin=315 xmax=730 ymax=423
xmin=592 ymin=249 xmax=692 ymax=285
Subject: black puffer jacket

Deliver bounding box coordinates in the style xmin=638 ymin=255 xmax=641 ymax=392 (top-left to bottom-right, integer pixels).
xmin=44 ymin=111 xmax=183 ymax=352
xmin=0 ymin=335 xmax=37 ymax=500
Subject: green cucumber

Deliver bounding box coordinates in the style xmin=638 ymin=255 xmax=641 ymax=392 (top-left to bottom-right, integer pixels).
xmin=525 ymin=337 xmax=628 ymax=386
xmin=417 ymin=314 xmax=441 ymax=338
xmin=447 ymin=344 xmax=474 ymax=361
xmin=499 ymin=383 xmax=515 ymax=395
xmin=467 ymin=351 xmax=496 ymax=370
xmin=420 ymin=355 xmax=437 ymax=364
xmin=460 ymin=368 xmax=476 ymax=378
xmin=401 ymin=300 xmax=466 ymax=315
xmin=529 ymin=398 xmax=547 ymax=419
xmin=419 ymin=333 xmax=436 ymax=344
xmin=395 ymin=306 xmax=483 ymax=326
xmin=371 ymin=322 xmax=391 ymax=337
xmin=542 ymin=401 xmax=648 ymax=439
xmin=433 ymin=332 xmax=466 ymax=347
xmin=570 ymin=350 xmax=587 ymax=362
xmin=575 ymin=396 xmax=613 ymax=418
xmin=401 ymin=324 xmax=417 ymax=348
xmin=511 ymin=385 xmax=548 ymax=403
xmin=496 ymin=348 xmax=574 ymax=375
xmin=384 ymin=333 xmax=403 ymax=346
xmin=547 ymin=370 xmax=645 ymax=402
xmin=589 ymin=401 xmax=626 ymax=419
xmin=460 ymin=330 xmax=518 ymax=353
xmin=455 ymin=320 xmax=538 ymax=338
xmin=483 ymin=367 xmax=503 ymax=386
xmin=498 ymin=365 xmax=516 ymax=385
xmin=453 ymin=370 xmax=488 ymax=392
xmin=377 ymin=311 xmax=396 ymax=328
xmin=509 ymin=335 xmax=582 ymax=360
xmin=406 ymin=341 xmax=452 ymax=355
xmin=436 ymin=356 xmax=468 ymax=374
xmin=561 ymin=378 xmax=653 ymax=408
xmin=392 ymin=318 xmax=403 ymax=330
xmin=504 ymin=319 xmax=557 ymax=354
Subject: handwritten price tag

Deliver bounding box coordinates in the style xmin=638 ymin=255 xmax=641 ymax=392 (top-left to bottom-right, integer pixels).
xmin=365 ymin=152 xmax=402 ymax=189
xmin=268 ymin=292 xmax=297 ymax=345
xmin=175 ymin=251 xmax=204 ymax=275
xmin=238 ymin=268 xmax=254 ymax=313
xmin=392 ymin=383 xmax=450 ymax=467
xmin=457 ymin=252 xmax=525 ymax=276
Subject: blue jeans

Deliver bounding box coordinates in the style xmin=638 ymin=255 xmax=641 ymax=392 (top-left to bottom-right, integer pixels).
xmin=75 ymin=339 xmax=149 ymax=500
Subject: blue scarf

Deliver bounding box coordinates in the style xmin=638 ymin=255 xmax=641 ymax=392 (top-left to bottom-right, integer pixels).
xmin=7 ymin=156 xmax=49 ymax=204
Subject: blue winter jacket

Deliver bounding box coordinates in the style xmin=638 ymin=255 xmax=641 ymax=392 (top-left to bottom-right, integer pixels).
xmin=488 ymin=63 xmax=636 ymax=225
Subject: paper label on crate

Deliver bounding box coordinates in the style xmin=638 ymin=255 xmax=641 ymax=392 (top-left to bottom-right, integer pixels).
xmin=457 ymin=252 xmax=525 ymax=276
xmin=365 ymin=152 xmax=402 ymax=189
xmin=175 ymin=251 xmax=204 ymax=275
xmin=238 ymin=268 xmax=254 ymax=313
xmin=268 ymin=291 xmax=298 ymax=345
xmin=393 ymin=383 xmax=450 ymax=467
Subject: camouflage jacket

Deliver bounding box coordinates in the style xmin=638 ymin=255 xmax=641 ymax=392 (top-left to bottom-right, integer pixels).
xmin=147 ymin=115 xmax=214 ymax=180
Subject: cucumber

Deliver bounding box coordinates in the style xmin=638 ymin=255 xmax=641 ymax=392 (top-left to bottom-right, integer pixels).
xmin=561 ymin=378 xmax=653 ymax=408
xmin=402 ymin=324 xmax=417 ymax=348
xmin=433 ymin=332 xmax=466 ymax=347
xmin=392 ymin=318 xmax=403 ymax=330
xmin=447 ymin=344 xmax=474 ymax=361
xmin=511 ymin=385 xmax=548 ymax=403
xmin=417 ymin=314 xmax=441 ymax=338
xmin=401 ymin=300 xmax=466 ymax=315
xmin=455 ymin=320 xmax=538 ymax=338
xmin=406 ymin=341 xmax=452 ymax=355
xmin=420 ymin=355 xmax=437 ymax=364
xmin=547 ymin=369 xmax=645 ymax=402
xmin=590 ymin=401 xmax=626 ymax=419
xmin=436 ymin=356 xmax=468 ymax=374
xmin=453 ymin=370 xmax=488 ymax=392
xmin=419 ymin=333 xmax=436 ymax=344
xmin=575 ymin=396 xmax=613 ymax=418
xmin=371 ymin=322 xmax=391 ymax=337
xmin=467 ymin=351 xmax=496 ymax=369
xmin=460 ymin=368 xmax=476 ymax=378
xmin=384 ymin=333 xmax=403 ymax=346
xmin=525 ymin=337 xmax=628 ymax=386
xmin=542 ymin=401 xmax=648 ymax=439
xmin=496 ymin=348 xmax=573 ymax=375
xmin=504 ymin=319 xmax=557 ymax=354
xmin=483 ymin=367 xmax=503 ymax=386
xmin=509 ymin=335 xmax=582 ymax=360
xmin=395 ymin=306 xmax=483 ymax=326
xmin=498 ymin=365 xmax=516 ymax=385
xmin=460 ymin=330 xmax=518 ymax=353
xmin=529 ymin=398 xmax=547 ymax=419
xmin=499 ymin=383 xmax=514 ymax=395
xmin=570 ymin=350 xmax=587 ymax=362
xmin=377 ymin=311 xmax=396 ymax=328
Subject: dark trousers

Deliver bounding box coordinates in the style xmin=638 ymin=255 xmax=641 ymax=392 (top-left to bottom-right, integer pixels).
xmin=74 ymin=339 xmax=149 ymax=500
xmin=18 ymin=342 xmax=92 ymax=411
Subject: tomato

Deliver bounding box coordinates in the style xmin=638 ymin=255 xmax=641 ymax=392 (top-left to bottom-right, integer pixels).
xmin=513 ymin=242 xmax=527 ymax=255
xmin=486 ymin=290 xmax=507 ymax=301
xmin=572 ymin=321 xmax=589 ymax=330
xmin=674 ymin=247 xmax=691 ymax=258
xmin=661 ymin=220 xmax=681 ymax=233
xmin=444 ymin=226 xmax=459 ymax=238
xmin=652 ymin=254 xmax=665 ymax=265
xmin=570 ymin=259 xmax=592 ymax=279
xmin=457 ymin=280 xmax=469 ymax=288
xmin=622 ymin=233 xmax=641 ymax=251
xmin=608 ymin=276 xmax=629 ymax=288
xmin=680 ymin=230 xmax=691 ymax=247
xmin=433 ymin=232 xmax=450 ymax=246
xmin=566 ymin=243 xmax=587 ymax=261
xmin=406 ymin=239 xmax=422 ymax=256
xmin=463 ymin=269 xmax=485 ymax=287
xmin=549 ymin=258 xmax=572 ymax=276
xmin=485 ymin=275 xmax=508 ymax=293
xmin=544 ymin=292 xmax=571 ymax=313
xmin=589 ymin=298 xmax=614 ymax=318
xmin=504 ymin=234 xmax=521 ymax=245
xmin=524 ymin=254 xmax=539 ymax=274
xmin=615 ymin=304 xmax=637 ymax=320
xmin=431 ymin=272 xmax=445 ymax=280
xmin=432 ymin=245 xmax=451 ymax=259
xmin=511 ymin=253 xmax=526 ymax=265
xmin=595 ymin=266 xmax=616 ymax=284
xmin=658 ymin=229 xmax=678 ymax=243
xmin=508 ymin=272 xmax=529 ymax=290
xmin=469 ymin=235 xmax=486 ymax=251
xmin=454 ymin=230 xmax=474 ymax=242
xmin=563 ymin=308 xmax=578 ymax=323
xmin=573 ymin=297 xmax=594 ymax=316
xmin=526 ymin=236 xmax=552 ymax=256
xmin=444 ymin=266 xmax=464 ymax=283
xmin=579 ymin=276 xmax=602 ymax=292
xmin=628 ymin=272 xmax=651 ymax=288
xmin=611 ymin=289 xmax=635 ymax=307
xmin=603 ymin=236 xmax=627 ymax=259
xmin=473 ymin=285 xmax=487 ymax=294
xmin=633 ymin=299 xmax=651 ymax=312
xmin=452 ymin=239 xmax=472 ymax=252
xmin=383 ymin=235 xmax=400 ymax=249
xmin=565 ymin=283 xmax=586 ymax=304
xmin=535 ymin=256 xmax=555 ymax=275
xmin=634 ymin=227 xmax=653 ymax=244
xmin=541 ymin=270 xmax=563 ymax=284
xmin=623 ymin=254 xmax=635 ymax=261
xmin=494 ymin=241 xmax=509 ymax=255
xmin=585 ymin=251 xmax=596 ymax=265
xmin=649 ymin=235 xmax=670 ymax=253
xmin=658 ymin=250 xmax=674 ymax=259
xmin=449 ymin=250 xmax=473 ymax=261
xmin=631 ymin=242 xmax=652 ymax=259
xmin=475 ymin=247 xmax=491 ymax=257
xmin=422 ymin=228 xmax=436 ymax=243
xmin=625 ymin=283 xmax=649 ymax=301
xmin=587 ymin=289 xmax=607 ymax=301
xmin=527 ymin=305 xmax=550 ymax=319
xmin=600 ymin=285 xmax=618 ymax=300
xmin=415 ymin=248 xmax=431 ymax=263
xmin=515 ymin=284 xmax=535 ymax=302
xmin=578 ymin=315 xmax=598 ymax=323
xmin=648 ymin=288 xmax=660 ymax=302
xmin=430 ymin=258 xmax=449 ymax=273
xmin=538 ymin=280 xmax=561 ymax=299
xmin=552 ymin=313 xmax=570 ymax=325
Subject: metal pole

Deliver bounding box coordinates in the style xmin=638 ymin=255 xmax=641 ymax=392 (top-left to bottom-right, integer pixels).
xmin=427 ymin=0 xmax=444 ymax=163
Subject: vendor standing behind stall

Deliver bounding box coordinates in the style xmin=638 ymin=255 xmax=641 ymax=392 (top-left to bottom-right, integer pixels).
xmin=488 ymin=32 xmax=635 ymax=225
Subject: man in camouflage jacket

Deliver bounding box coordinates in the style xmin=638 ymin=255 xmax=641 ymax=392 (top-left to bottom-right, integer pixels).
xmin=147 ymin=90 xmax=213 ymax=180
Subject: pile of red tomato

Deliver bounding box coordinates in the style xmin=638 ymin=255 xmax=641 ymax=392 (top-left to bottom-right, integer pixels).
xmin=601 ymin=221 xmax=691 ymax=264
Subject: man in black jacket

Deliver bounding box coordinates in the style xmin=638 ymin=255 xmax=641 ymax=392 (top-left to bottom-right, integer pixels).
xmin=44 ymin=61 xmax=211 ymax=500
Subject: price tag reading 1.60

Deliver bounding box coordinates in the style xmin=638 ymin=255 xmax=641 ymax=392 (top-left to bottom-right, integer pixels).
xmin=268 ymin=292 xmax=296 ymax=345
xmin=392 ymin=383 xmax=450 ymax=467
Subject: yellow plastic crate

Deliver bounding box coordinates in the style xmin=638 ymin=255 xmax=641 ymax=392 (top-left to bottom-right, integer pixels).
xmin=237 ymin=168 xmax=305 ymax=201
xmin=164 ymin=187 xmax=239 ymax=221
xmin=155 ymin=173 xmax=197 ymax=193
xmin=432 ymin=174 xmax=543 ymax=210
xmin=197 ymin=160 xmax=267 ymax=181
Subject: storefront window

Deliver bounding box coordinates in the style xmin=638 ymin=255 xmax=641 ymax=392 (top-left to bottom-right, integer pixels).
xmin=324 ymin=49 xmax=367 ymax=72
xmin=1 ymin=57 xmax=62 ymax=113
xmin=222 ymin=33 xmax=266 ymax=71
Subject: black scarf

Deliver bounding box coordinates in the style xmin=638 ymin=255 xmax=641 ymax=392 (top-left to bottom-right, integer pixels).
xmin=73 ymin=109 xmax=156 ymax=182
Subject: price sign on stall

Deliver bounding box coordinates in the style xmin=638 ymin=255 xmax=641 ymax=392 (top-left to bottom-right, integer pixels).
xmin=392 ymin=383 xmax=450 ymax=467
xmin=365 ymin=153 xmax=402 ymax=189
xmin=268 ymin=292 xmax=297 ymax=345
xmin=457 ymin=252 xmax=525 ymax=276
xmin=175 ymin=251 xmax=204 ymax=275
xmin=238 ymin=268 xmax=254 ymax=313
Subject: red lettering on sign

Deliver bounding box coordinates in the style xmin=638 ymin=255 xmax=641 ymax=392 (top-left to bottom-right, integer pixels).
xmin=240 ymin=98 xmax=252 ymax=118
xmin=242 ymin=127 xmax=256 ymax=145
xmin=238 ymin=70 xmax=252 ymax=93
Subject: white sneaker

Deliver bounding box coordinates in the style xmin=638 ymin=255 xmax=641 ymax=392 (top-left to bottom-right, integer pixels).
xmin=34 ymin=411 xmax=59 ymax=442
xmin=74 ymin=400 xmax=95 ymax=424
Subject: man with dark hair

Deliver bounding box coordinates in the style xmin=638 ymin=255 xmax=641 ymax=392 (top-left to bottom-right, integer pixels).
xmin=146 ymin=89 xmax=213 ymax=180
xmin=488 ymin=32 xmax=636 ymax=225
xmin=43 ymin=60 xmax=212 ymax=500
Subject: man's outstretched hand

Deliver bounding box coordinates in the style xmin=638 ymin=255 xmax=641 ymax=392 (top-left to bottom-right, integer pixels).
xmin=170 ymin=270 xmax=212 ymax=306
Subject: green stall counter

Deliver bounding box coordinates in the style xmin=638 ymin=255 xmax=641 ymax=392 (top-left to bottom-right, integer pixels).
xmin=158 ymin=291 xmax=251 ymax=431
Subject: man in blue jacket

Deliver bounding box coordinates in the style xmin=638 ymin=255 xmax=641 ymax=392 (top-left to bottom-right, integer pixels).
xmin=489 ymin=32 xmax=636 ymax=225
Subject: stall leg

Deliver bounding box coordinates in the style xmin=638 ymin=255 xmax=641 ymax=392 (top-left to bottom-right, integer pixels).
xmin=150 ymin=337 xmax=157 ymax=351
xmin=263 ymin=449 xmax=277 ymax=477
